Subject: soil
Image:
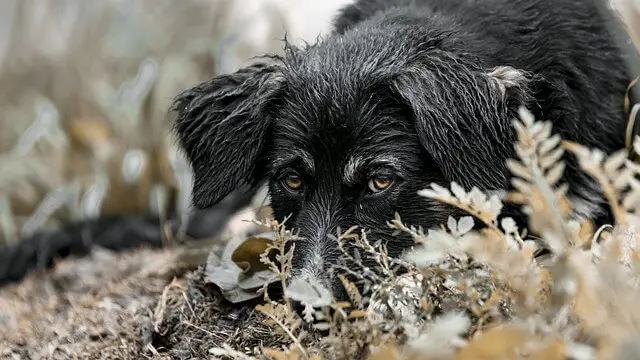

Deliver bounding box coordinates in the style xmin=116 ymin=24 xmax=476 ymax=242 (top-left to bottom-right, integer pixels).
xmin=0 ymin=244 xmax=277 ymax=360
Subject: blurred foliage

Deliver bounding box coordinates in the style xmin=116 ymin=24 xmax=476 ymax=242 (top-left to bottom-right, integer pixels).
xmin=0 ymin=0 xmax=346 ymax=245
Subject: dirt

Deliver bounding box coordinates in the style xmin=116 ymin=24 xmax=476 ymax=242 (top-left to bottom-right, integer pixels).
xmin=0 ymin=243 xmax=277 ymax=360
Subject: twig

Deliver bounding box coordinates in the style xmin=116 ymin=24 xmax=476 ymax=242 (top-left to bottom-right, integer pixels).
xmin=259 ymin=306 xmax=310 ymax=359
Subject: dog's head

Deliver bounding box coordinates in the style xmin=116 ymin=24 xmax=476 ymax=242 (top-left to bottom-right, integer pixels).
xmin=171 ymin=20 xmax=534 ymax=300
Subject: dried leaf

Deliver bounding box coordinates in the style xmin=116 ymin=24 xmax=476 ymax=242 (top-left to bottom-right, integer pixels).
xmin=500 ymin=217 xmax=517 ymax=233
xmin=458 ymin=216 xmax=474 ymax=235
xmin=338 ymin=274 xmax=363 ymax=307
xmin=312 ymin=322 xmax=331 ymax=332
xmin=231 ymin=234 xmax=278 ymax=273
xmin=451 ymin=182 xmax=468 ymax=203
xmin=469 ymin=187 xmax=488 ymax=205
xmin=407 ymin=312 xmax=470 ymax=356
xmin=447 ymin=216 xmax=457 ymax=234
xmin=511 ymin=178 xmax=533 ymax=194
xmin=539 ymin=147 xmax=565 ymax=169
xmin=348 ymin=310 xmax=368 ymax=319
xmin=237 ymin=270 xmax=279 ymax=290
xmin=262 ymin=347 xmax=301 ymax=360
xmin=604 ymin=149 xmax=629 ymax=174
xmin=529 ymin=340 xmax=567 ymax=360
xmin=66 ymin=118 xmax=112 ymax=151
xmin=454 ymin=325 xmax=529 ymax=360
xmin=545 ymin=162 xmax=565 ymax=185
xmin=539 ymin=134 xmax=562 ymax=155
xmin=204 ymin=257 xmax=260 ymax=303
xmin=506 ymin=158 xmax=532 ymax=181
xmin=204 ymin=233 xmax=279 ymax=303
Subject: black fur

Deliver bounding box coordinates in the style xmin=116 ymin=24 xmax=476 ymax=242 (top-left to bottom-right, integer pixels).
xmin=172 ymin=0 xmax=633 ymax=301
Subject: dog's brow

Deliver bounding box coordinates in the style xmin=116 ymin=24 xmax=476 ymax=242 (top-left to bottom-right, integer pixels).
xmin=343 ymin=155 xmax=401 ymax=184
xmin=343 ymin=155 xmax=364 ymax=184
xmin=272 ymin=151 xmax=315 ymax=174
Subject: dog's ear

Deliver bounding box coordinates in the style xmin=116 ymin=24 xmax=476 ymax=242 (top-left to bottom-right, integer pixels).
xmin=392 ymin=64 xmax=533 ymax=191
xmin=171 ymin=61 xmax=284 ymax=209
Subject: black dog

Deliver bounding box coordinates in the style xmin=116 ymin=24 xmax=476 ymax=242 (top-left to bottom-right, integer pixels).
xmin=172 ymin=0 xmax=632 ymax=301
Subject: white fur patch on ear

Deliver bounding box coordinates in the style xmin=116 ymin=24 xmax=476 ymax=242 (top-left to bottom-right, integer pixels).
xmin=486 ymin=66 xmax=529 ymax=99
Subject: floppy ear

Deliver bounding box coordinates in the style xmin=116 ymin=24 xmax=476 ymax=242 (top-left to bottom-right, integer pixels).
xmin=391 ymin=64 xmax=534 ymax=191
xmin=171 ymin=61 xmax=284 ymax=209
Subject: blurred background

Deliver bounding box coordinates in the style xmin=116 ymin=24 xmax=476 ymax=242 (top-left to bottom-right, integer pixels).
xmin=0 ymin=0 xmax=354 ymax=247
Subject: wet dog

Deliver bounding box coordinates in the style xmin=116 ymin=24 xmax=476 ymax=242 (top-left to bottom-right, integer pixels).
xmin=171 ymin=0 xmax=632 ymax=300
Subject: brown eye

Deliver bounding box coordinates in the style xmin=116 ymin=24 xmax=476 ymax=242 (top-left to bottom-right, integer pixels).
xmin=368 ymin=176 xmax=393 ymax=193
xmin=283 ymin=174 xmax=303 ymax=192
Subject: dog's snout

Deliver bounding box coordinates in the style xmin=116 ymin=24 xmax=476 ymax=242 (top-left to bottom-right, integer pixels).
xmin=290 ymin=244 xmax=328 ymax=281
xmin=287 ymin=224 xmax=352 ymax=306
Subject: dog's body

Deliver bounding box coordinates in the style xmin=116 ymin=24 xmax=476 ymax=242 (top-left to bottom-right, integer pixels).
xmin=172 ymin=0 xmax=633 ymax=300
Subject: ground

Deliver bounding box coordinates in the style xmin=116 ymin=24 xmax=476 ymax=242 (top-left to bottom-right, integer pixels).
xmin=0 ymin=243 xmax=277 ymax=360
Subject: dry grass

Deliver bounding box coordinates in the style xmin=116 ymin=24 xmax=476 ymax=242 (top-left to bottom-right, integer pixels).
xmin=0 ymin=247 xmax=183 ymax=359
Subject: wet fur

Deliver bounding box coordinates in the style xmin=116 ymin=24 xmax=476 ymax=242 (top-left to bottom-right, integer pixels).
xmin=172 ymin=0 xmax=631 ymax=300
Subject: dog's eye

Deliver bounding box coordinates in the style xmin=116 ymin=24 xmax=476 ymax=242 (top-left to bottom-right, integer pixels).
xmin=282 ymin=174 xmax=304 ymax=192
xmin=368 ymin=176 xmax=393 ymax=193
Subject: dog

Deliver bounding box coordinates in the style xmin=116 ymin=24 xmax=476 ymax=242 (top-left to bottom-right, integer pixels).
xmin=171 ymin=0 xmax=634 ymax=304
